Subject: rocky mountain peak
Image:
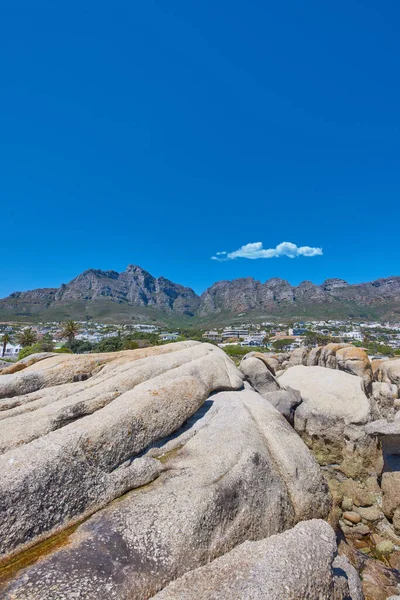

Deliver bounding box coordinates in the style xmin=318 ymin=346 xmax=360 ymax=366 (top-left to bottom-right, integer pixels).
xmin=322 ymin=278 xmax=349 ymax=291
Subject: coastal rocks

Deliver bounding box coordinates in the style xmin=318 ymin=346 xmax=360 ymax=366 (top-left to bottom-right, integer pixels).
xmin=247 ymin=351 xmax=281 ymax=374
xmin=0 ymin=342 xmax=203 ymax=400
xmin=318 ymin=343 xmax=352 ymax=369
xmin=279 ymin=366 xmax=377 ymax=476
xmin=150 ymin=520 xmax=361 ymax=600
xmin=262 ymin=387 xmax=302 ymax=425
xmin=280 ymin=365 xmax=371 ymax=426
xmin=375 ymin=359 xmax=400 ymax=394
xmin=0 ymin=389 xmax=330 ymax=598
xmin=365 ymin=420 xmax=400 ymax=529
xmin=306 ymin=345 xmax=323 ymax=366
xmin=239 ymin=355 xmax=280 ymax=394
xmin=287 ymin=344 xmax=374 ymax=398
xmin=336 ymin=346 xmax=373 ymax=395
xmin=0 ymin=342 xmax=245 ymax=558
xmin=0 ymin=352 xmax=60 ymax=375
xmin=372 ymin=382 xmax=398 ymax=419
xmin=239 ymin=354 xmax=301 ymax=423
xmin=287 ymin=346 xmax=308 ymax=367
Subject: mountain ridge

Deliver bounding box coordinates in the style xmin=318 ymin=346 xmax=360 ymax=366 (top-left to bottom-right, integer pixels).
xmin=1 ymin=265 xmax=400 ymax=324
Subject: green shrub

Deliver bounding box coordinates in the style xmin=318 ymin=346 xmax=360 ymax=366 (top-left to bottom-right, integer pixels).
xmin=18 ymin=344 xmax=42 ymax=360
xmin=54 ymin=347 xmax=73 ymax=354
xmin=121 ymin=340 xmax=139 ymax=350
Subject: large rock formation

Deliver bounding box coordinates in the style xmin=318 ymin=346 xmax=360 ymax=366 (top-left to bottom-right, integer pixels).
xmin=151 ymin=520 xmax=362 ymax=600
xmin=0 ymin=342 xmax=336 ymax=598
xmin=239 ymin=353 xmax=301 ymax=424
xmin=279 ymin=365 xmax=377 ymax=478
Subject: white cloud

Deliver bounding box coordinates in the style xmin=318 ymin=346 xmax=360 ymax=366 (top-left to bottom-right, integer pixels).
xmin=211 ymin=241 xmax=323 ymax=261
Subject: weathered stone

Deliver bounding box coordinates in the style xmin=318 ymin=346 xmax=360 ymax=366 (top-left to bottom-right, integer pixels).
xmin=393 ymin=508 xmax=400 ymax=534
xmin=332 ymin=555 xmax=364 ymax=600
xmin=0 ymin=389 xmax=330 ymax=598
xmin=343 ymin=511 xmax=362 ymax=524
xmin=244 ymin=352 xmax=280 ymax=375
xmin=339 ymin=479 xmax=376 ymax=507
xmin=262 ymin=386 xmax=302 ymax=425
xmin=0 ymin=343 xmax=245 ymax=558
xmin=318 ymin=343 xmax=351 ymax=369
xmin=376 ymin=540 xmax=395 ymax=554
xmin=372 ymin=382 xmax=398 ymax=418
xmin=151 ymin=521 xmax=358 ymax=600
xmin=342 ymin=496 xmax=353 ymax=511
xmin=239 ymin=355 xmax=280 ymax=395
xmin=354 ymin=505 xmax=382 ymax=522
xmin=336 ymin=346 xmax=373 ymax=395
xmin=365 ymin=420 xmax=400 ymax=520
xmin=361 ymin=556 xmax=400 ymax=600
xmin=287 ymin=346 xmax=308 ymax=366
xmin=306 ymin=346 xmax=322 ymax=366
xmin=0 ymin=341 xmax=203 ymax=400
xmin=375 ymin=358 xmax=400 ymax=391
xmin=280 ymin=366 xmax=376 ymax=475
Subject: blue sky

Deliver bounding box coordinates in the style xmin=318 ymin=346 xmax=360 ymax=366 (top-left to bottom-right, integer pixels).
xmin=1 ymin=0 xmax=399 ymax=297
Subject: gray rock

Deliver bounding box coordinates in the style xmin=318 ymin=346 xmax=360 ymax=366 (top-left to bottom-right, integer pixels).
xmin=332 ymin=555 xmax=364 ymax=600
xmin=288 ymin=346 xmax=308 ymax=366
xmin=263 ymin=386 xmax=302 ymax=425
xmin=306 ymin=346 xmax=322 ymax=366
xmin=0 ymin=341 xmax=201 ymax=400
xmin=0 ymin=342 xmax=244 ymax=558
xmin=1 ymin=389 xmax=330 ymax=598
xmin=151 ymin=520 xmax=357 ymax=600
xmin=239 ymin=355 xmax=280 ymax=394
xmin=280 ymin=365 xmax=375 ymax=474
xmin=372 ymin=382 xmax=398 ymax=419
xmin=336 ymin=346 xmax=373 ymax=395
xmin=280 ymin=365 xmax=371 ymax=426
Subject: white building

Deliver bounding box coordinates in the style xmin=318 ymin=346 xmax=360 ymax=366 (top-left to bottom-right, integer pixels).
xmin=222 ymin=328 xmax=249 ymax=339
xmin=2 ymin=343 xmax=22 ymax=358
xmin=343 ymin=331 xmax=363 ymax=342
xmin=159 ymin=333 xmax=179 ymax=341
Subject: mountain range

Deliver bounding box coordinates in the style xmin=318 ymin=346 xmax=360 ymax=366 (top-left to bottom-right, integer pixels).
xmin=1 ymin=265 xmax=400 ymax=325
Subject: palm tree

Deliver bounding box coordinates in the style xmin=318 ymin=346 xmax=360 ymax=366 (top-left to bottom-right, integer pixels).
xmin=60 ymin=320 xmax=81 ymax=348
xmin=17 ymin=327 xmax=38 ymax=348
xmin=1 ymin=333 xmax=12 ymax=357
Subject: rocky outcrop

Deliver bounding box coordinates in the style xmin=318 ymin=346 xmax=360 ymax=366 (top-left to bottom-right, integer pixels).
xmin=279 ymin=366 xmax=377 ymax=478
xmin=239 ymin=355 xmax=280 ymax=395
xmin=288 ymin=343 xmax=376 ymax=398
xmin=151 ymin=520 xmax=362 ymax=600
xmin=0 ymin=342 xmax=334 ymax=598
xmin=287 ymin=346 xmax=308 ymax=366
xmin=375 ymin=358 xmax=400 ymax=393
xmin=239 ymin=353 xmax=301 ymax=423
xmin=336 ymin=346 xmax=374 ymax=394
xmin=365 ymin=420 xmax=400 ymax=533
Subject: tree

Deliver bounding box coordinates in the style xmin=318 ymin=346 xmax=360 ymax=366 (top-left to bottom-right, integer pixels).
xmin=69 ymin=339 xmax=94 ymax=354
xmin=303 ymin=331 xmax=333 ymax=348
xmin=272 ymin=338 xmax=294 ymax=352
xmin=17 ymin=327 xmax=38 ymax=347
xmin=1 ymin=333 xmax=11 ymax=357
xmin=60 ymin=321 xmax=81 ymax=348
xmin=95 ymin=336 xmax=123 ymax=353
xmin=39 ymin=333 xmax=55 ymax=352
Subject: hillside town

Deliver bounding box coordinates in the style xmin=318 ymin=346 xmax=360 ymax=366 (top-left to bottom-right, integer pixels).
xmin=1 ymin=318 xmax=400 ymax=363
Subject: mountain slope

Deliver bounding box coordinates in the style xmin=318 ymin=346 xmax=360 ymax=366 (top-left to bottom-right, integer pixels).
xmin=0 ymin=266 xmax=399 ymax=324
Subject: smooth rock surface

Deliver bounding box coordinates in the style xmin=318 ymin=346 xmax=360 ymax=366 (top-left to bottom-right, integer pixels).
xmin=0 ymin=389 xmax=330 ymax=599
xmin=151 ymin=520 xmax=360 ymax=600
xmin=0 ymin=342 xmax=244 ymax=558
xmin=239 ymin=355 xmax=280 ymax=394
